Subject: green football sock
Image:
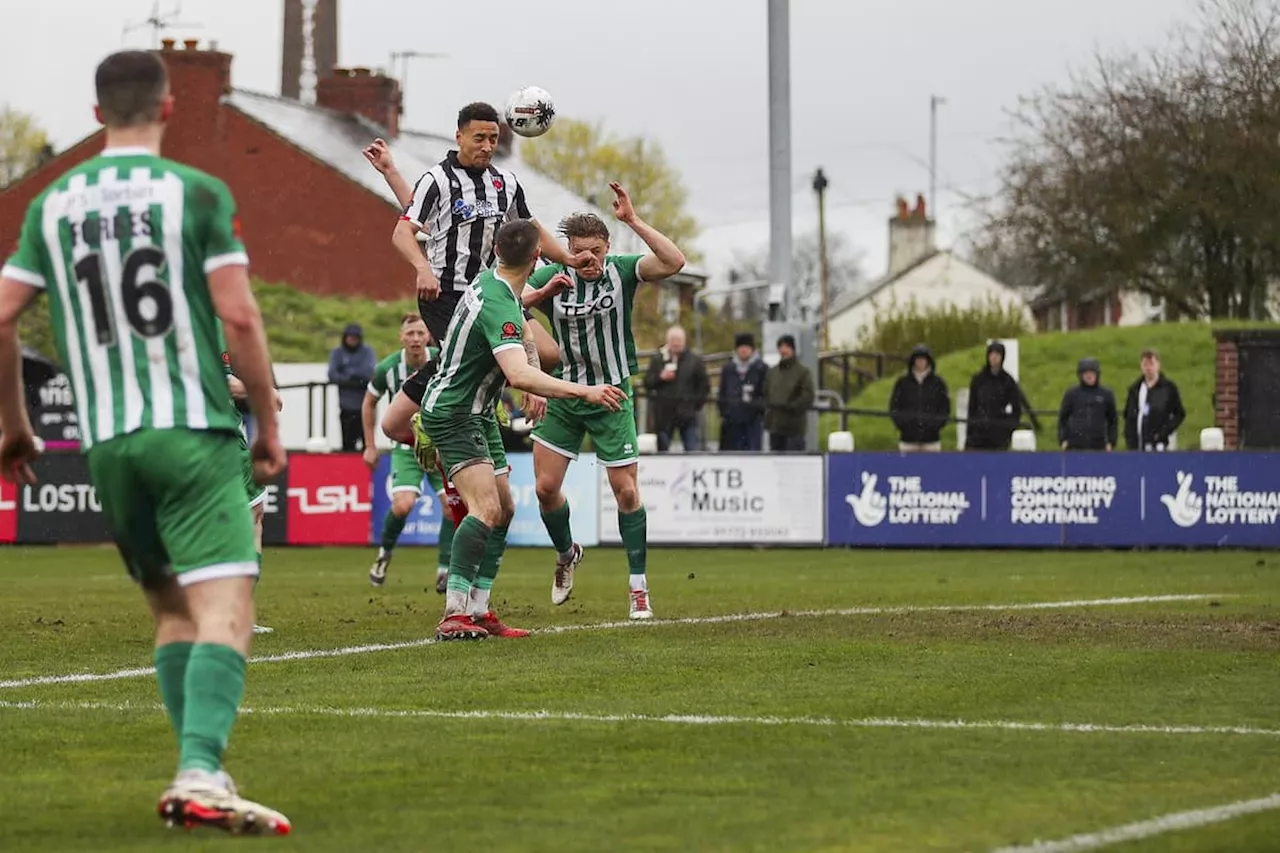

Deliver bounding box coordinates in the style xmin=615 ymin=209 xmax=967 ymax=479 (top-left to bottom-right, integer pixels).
xmin=540 ymin=500 xmax=573 ymax=555
xmin=619 ymin=507 xmax=648 ymax=575
xmin=154 ymin=642 xmax=193 ymax=741
xmin=447 ymin=516 xmax=490 ymax=593
xmin=475 ymin=525 xmax=510 ymax=590
xmin=380 ymin=509 xmax=408 ymax=553
xmin=436 ymin=509 xmax=456 ymax=571
xmin=178 ymin=643 xmax=247 ymax=774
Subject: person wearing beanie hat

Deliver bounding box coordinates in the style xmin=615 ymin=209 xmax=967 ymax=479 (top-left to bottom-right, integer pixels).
xmin=965 ymin=341 xmax=1026 ymax=451
xmin=719 ymin=331 xmax=768 ymax=450
xmin=1058 ymin=357 xmax=1118 ymax=451
xmin=328 ymin=322 xmax=377 ymax=451
xmin=763 ymin=334 xmax=816 ymax=451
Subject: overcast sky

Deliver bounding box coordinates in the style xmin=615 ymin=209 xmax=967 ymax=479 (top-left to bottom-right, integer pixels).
xmin=2 ymin=0 xmax=1198 ymax=278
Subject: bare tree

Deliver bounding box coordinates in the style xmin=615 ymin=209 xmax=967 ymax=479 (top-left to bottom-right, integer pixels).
xmin=978 ymin=0 xmax=1280 ymax=319
xmin=727 ymin=230 xmax=865 ymax=322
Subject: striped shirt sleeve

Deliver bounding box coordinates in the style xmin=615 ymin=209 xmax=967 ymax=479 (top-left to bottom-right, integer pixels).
xmin=404 ymin=172 xmax=441 ymax=228
xmin=506 ymin=179 xmax=532 ymax=222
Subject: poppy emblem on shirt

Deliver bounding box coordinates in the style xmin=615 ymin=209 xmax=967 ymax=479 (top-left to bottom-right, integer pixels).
xmin=492 ymin=177 xmax=504 ymax=191
xmin=222 ymin=351 xmax=231 ymax=365
xmin=500 ymin=321 xmax=519 ymax=340
xmin=232 ymin=215 xmax=242 ymax=238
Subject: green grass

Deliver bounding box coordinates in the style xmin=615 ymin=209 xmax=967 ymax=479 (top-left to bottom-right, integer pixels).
xmin=2 ymin=546 xmax=1278 ymax=852
xmin=831 ymin=321 xmax=1280 ymax=451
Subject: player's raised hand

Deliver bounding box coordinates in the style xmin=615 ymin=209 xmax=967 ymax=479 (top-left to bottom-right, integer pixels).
xmin=0 ymin=427 xmax=40 ymax=485
xmin=564 ymin=250 xmax=595 ymax=270
xmin=585 ymin=384 xmax=627 ymax=411
xmin=544 ymin=272 xmax=574 ymax=296
xmin=251 ymin=434 xmax=287 ymax=485
xmin=362 ymin=138 xmax=395 ymax=174
xmin=609 ymin=182 xmax=636 ymax=223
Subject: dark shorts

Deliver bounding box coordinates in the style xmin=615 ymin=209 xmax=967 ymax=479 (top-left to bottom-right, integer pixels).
xmin=418 ymin=288 xmax=464 ymax=344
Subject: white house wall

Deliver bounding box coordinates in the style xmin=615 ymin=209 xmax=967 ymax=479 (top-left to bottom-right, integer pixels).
xmin=827 ymin=253 xmax=1033 ymax=350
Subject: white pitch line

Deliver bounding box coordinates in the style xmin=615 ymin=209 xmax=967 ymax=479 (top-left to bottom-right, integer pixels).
xmin=990 ymin=792 xmax=1280 ymax=852
xmin=0 ymin=594 xmax=1226 ymax=691
xmin=2 ymin=699 xmax=1277 ymax=739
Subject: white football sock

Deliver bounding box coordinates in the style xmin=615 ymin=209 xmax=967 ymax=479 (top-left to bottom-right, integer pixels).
xmin=629 ymin=573 xmax=647 ymax=592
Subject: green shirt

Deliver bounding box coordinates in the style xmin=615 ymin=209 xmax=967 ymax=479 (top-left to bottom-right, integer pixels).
xmin=422 ymin=270 xmax=526 ymax=417
xmin=527 ymin=254 xmax=644 ymax=386
xmin=368 ymin=346 xmax=436 ymax=447
xmin=1 ymin=147 xmax=246 ymax=450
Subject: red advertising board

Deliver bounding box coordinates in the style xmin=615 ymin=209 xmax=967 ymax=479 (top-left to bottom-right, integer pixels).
xmin=0 ymin=476 xmax=16 ymax=544
xmin=285 ymin=453 xmax=373 ymax=545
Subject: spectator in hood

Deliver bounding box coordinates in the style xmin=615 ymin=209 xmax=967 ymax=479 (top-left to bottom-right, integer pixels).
xmin=329 ymin=323 xmax=377 ymax=452
xmin=890 ymin=344 xmax=950 ymax=451
xmin=1124 ymin=349 xmax=1186 ymax=452
xmin=718 ymin=332 xmax=769 ymax=451
xmin=763 ymin=334 xmax=815 ymax=451
xmin=966 ymin=342 xmax=1024 ymax=451
xmin=644 ymin=325 xmax=709 ymax=452
xmin=1058 ymin=357 xmax=1117 ymax=451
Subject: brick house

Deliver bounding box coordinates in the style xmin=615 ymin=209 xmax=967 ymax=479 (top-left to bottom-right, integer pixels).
xmin=0 ymin=39 xmax=702 ymax=307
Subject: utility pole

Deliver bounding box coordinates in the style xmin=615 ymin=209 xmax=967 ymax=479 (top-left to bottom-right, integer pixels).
xmin=813 ymin=167 xmax=830 ymax=351
xmin=767 ymin=0 xmax=792 ymax=321
xmin=929 ymin=95 xmax=946 ymax=219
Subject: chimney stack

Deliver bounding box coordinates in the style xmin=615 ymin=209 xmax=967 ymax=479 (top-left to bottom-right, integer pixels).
xmin=887 ymin=194 xmax=937 ymax=277
xmin=155 ymin=39 xmax=233 ymax=170
xmin=281 ymin=0 xmax=338 ymax=101
xmin=316 ymin=67 xmax=403 ymax=137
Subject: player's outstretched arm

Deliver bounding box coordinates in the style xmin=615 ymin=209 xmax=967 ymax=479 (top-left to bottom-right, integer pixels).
xmin=609 ymin=182 xmax=686 ymax=282
xmin=494 ymin=348 xmax=625 ymax=410
xmin=0 ymin=276 xmax=41 ymax=483
xmin=210 ymin=265 xmax=279 ymax=440
xmin=362 ymin=138 xmax=415 ymax=208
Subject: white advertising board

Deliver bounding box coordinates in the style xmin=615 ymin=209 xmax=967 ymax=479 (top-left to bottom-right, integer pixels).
xmin=600 ymin=454 xmax=825 ymax=545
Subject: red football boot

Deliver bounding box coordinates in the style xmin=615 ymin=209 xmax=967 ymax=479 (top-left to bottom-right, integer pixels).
xmin=474 ymin=611 xmax=530 ymax=638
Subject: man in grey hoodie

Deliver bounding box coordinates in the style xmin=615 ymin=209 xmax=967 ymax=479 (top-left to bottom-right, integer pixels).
xmin=328 ymin=323 xmax=377 ymax=452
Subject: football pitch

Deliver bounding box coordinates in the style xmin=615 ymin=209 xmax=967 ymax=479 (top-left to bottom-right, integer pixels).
xmin=1 ymin=546 xmax=1277 ymax=852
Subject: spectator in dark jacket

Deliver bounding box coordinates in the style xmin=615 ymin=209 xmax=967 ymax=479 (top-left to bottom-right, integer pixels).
xmin=328 ymin=323 xmax=377 ymax=452
xmin=1123 ymin=349 xmax=1186 ymax=451
xmin=966 ymin=341 xmax=1023 ymax=451
xmin=718 ymin=332 xmax=769 ymax=451
xmin=644 ymin=325 xmax=709 ymax=452
xmin=763 ymin=334 xmax=815 ymax=451
xmin=890 ymin=344 xmax=950 ymax=451
xmin=1058 ymin=357 xmax=1117 ymax=451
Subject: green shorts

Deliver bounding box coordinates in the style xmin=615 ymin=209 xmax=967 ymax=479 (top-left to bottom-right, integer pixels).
xmin=238 ymin=436 xmax=267 ymax=507
xmin=532 ymin=381 xmax=639 ymax=467
xmin=86 ymin=428 xmax=259 ymax=590
xmin=389 ymin=446 xmax=444 ymax=495
xmin=419 ymin=411 xmax=509 ymax=480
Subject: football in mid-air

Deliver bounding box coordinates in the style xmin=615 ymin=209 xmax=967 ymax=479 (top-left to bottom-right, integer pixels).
xmin=504 ymin=86 xmax=556 ymax=138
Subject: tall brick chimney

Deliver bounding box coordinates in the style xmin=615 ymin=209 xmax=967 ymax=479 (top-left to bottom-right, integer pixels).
xmin=316 ymin=68 xmax=402 ymax=137
xmin=155 ymin=39 xmax=233 ymax=172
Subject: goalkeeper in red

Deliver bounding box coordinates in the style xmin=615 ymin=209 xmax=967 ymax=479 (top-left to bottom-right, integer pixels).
xmin=525 ymin=184 xmax=687 ymax=618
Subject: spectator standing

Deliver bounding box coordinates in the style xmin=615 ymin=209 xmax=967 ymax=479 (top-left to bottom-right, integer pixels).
xmin=763 ymin=334 xmax=815 ymax=451
xmin=890 ymin=344 xmax=950 ymax=452
xmin=965 ymin=342 xmax=1023 ymax=451
xmin=328 ymin=323 xmax=376 ymax=452
xmin=718 ymin=332 xmax=769 ymax=451
xmin=1058 ymin=357 xmax=1117 ymax=451
xmin=1123 ymin=349 xmax=1186 ymax=451
xmin=644 ymin=326 xmax=709 ymax=452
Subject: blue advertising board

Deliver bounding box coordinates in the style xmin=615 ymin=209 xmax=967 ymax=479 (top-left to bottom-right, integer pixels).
xmin=369 ymin=453 xmax=444 ymax=547
xmin=368 ymin=451 xmax=601 ymax=548
xmin=827 ymin=452 xmax=1280 ymax=548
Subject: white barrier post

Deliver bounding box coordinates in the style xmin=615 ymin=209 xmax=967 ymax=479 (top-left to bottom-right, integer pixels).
xmin=827 ymin=431 xmax=855 ymax=452
xmin=637 ymin=433 xmax=659 ymax=455
xmin=1011 ymin=429 xmax=1036 ymax=452
xmin=1200 ymin=428 xmax=1225 ymax=451
xmin=305 ymin=436 xmax=331 ymax=454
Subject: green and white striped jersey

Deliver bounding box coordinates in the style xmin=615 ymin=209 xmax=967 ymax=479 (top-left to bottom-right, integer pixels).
xmin=422 ymin=270 xmax=526 ymax=418
xmin=368 ymin=346 xmax=436 ymax=447
xmin=526 ymin=254 xmax=644 ymax=386
xmin=1 ymin=147 xmax=247 ymax=449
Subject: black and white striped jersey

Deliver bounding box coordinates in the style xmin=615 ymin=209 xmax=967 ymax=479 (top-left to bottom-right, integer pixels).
xmin=401 ymin=151 xmax=533 ymax=292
